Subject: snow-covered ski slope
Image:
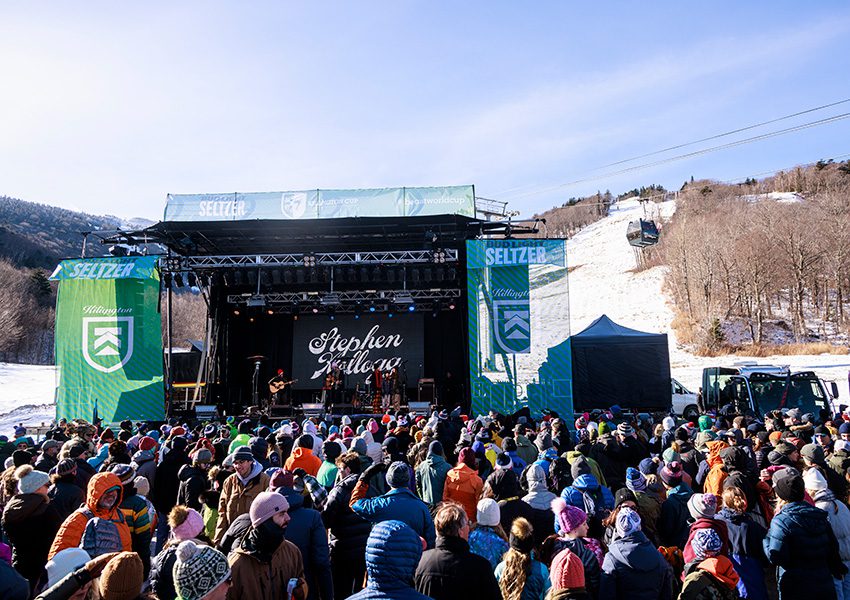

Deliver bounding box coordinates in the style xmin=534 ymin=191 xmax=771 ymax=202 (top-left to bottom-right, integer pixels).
xmin=567 ymin=198 xmax=850 ymax=396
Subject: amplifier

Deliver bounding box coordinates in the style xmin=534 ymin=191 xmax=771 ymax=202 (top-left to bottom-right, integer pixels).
xmin=407 ymin=401 xmax=430 ymax=414
xmin=194 ymin=404 xmax=218 ymax=420
xmin=418 ymin=379 xmax=435 ymax=405
xmin=268 ymin=405 xmax=293 ymax=418
xmin=301 ymin=403 xmax=324 ymax=417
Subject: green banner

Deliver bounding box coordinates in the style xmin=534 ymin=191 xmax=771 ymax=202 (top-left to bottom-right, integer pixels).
xmin=467 ymin=239 xmax=572 ymax=418
xmin=163 ymin=185 xmax=476 ymax=221
xmin=51 ymin=256 xmax=164 ymax=423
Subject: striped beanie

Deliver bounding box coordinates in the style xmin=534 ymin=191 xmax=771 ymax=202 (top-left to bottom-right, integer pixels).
xmin=617 ymin=422 xmax=635 ymax=437
xmin=625 ymin=467 xmax=647 ymax=493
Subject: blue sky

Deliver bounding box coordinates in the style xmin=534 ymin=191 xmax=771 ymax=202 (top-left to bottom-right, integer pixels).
xmin=1 ymin=2 xmax=849 ymax=220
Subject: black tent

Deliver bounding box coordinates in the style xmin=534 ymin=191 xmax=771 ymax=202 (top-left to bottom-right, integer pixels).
xmin=571 ymin=315 xmax=671 ymax=412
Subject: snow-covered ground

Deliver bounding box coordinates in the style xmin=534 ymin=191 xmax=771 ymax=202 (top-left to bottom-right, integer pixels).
xmin=566 ymin=198 xmax=850 ymax=397
xmin=0 ymin=363 xmax=56 ymax=437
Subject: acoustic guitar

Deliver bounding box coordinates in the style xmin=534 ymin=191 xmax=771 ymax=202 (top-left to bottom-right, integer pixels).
xmin=269 ymin=379 xmax=298 ymax=394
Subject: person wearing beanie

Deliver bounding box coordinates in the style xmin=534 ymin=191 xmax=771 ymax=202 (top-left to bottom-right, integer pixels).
xmin=487 ymin=467 xmax=537 ymax=537
xmin=350 ymin=460 xmax=436 ymax=549
xmin=443 ymin=447 xmax=484 ymax=523
xmin=624 ymin=466 xmax=662 ymax=545
xmin=95 ymin=551 xmax=145 ymax=600
xmin=49 ymin=472 xmax=133 ymax=560
xmin=700 ymin=439 xmax=730 ymax=498
xmin=680 ymin=528 xmax=740 ymax=600
xmin=360 ymin=427 xmax=383 ymax=466
xmin=150 ymin=505 xmax=208 ymax=600
xmin=682 ymin=493 xmax=730 ymax=565
xmin=468 ymin=498 xmax=510 ymax=569
xmin=415 ymin=440 xmax=452 ymax=510
xmin=109 ymin=463 xmax=153 ymax=575
xmin=228 ymin=492 xmax=307 ymax=600
xmin=173 ymin=540 xmax=232 ymax=600
xmin=212 ymin=447 xmax=270 ymax=546
xmin=1 ymin=464 xmax=62 ymax=591
xmin=501 ymin=436 xmax=528 ymax=475
xmin=549 ymin=547 xmax=589 ymax=599
xmin=544 ymin=499 xmax=601 ymax=598
xmin=177 ymin=448 xmax=213 ymax=512
xmin=414 ymin=502 xmax=502 ymax=600
xmin=130 ymin=435 xmax=157 ymax=502
xmin=347 ymin=520 xmax=431 ymax=600
xmin=802 ymin=442 xmax=849 ymax=500
xmin=284 ymin=434 xmax=322 ymax=477
xmin=765 ymin=466 xmax=847 ymax=598
xmin=600 ymin=507 xmax=673 ymax=599
xmin=316 ymin=439 xmax=342 ymax=490
xmin=48 ymin=457 xmax=85 ymax=521
xmin=43 ymin=547 xmax=91 ymax=589
xmin=34 ymin=438 xmax=61 ymax=474
xmin=657 ymin=461 xmax=694 ymax=549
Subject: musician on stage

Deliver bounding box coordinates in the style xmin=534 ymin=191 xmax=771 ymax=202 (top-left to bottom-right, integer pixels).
xmin=323 ymin=362 xmax=345 ymax=409
xmin=268 ymin=369 xmax=293 ymax=406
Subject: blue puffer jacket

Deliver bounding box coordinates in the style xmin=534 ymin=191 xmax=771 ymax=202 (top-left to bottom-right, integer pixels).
xmin=348 ymin=520 xmax=431 ymax=600
xmin=763 ymin=500 xmax=844 ymax=600
xmin=556 ymin=474 xmax=614 ymax=532
xmin=352 ymin=487 xmax=436 ymax=549
xmin=600 ymin=531 xmax=673 ymax=600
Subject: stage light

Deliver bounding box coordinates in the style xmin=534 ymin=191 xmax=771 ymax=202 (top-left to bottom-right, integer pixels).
xmin=246 ymin=295 xmax=266 ymax=308
xmin=302 ymin=253 xmax=317 ymax=268
xmin=312 ymin=305 xmax=319 ymax=314
xmin=233 ymin=309 xmax=240 ymax=316
xmin=431 ymin=248 xmax=447 ymax=264
xmin=449 ymin=301 xmax=456 ymax=310
xmin=293 ymin=314 xmax=298 ymax=321
xmin=393 ymin=291 xmax=413 ymax=305
xmin=407 ymin=304 xmax=415 ymax=312
xmin=368 ymin=303 xmax=376 ymax=313
xmin=249 ymin=317 xmax=254 ymax=323
xmin=267 ymin=309 xmax=274 ymax=315
xmin=388 ymin=312 xmax=393 ymax=318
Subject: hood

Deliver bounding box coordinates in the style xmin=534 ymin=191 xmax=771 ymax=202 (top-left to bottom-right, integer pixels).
xmin=489 ymin=468 xmax=521 ymax=500
xmin=447 ymin=463 xmax=476 ymax=484
xmin=178 ymin=463 xmax=202 ymax=482
xmin=351 ymin=438 xmax=367 ymax=456
xmin=526 ymin=464 xmax=548 ymax=492
xmin=365 ymin=519 xmax=422 ymax=588
xmin=717 ymin=507 xmax=747 ymax=525
xmin=290 ymin=447 xmax=314 ymax=461
xmin=236 ymin=460 xmax=263 ymax=486
xmin=362 ymin=430 xmax=375 ymax=445
xmin=572 ymin=473 xmax=600 ymax=492
xmin=86 ymin=472 xmax=124 ymax=517
xmin=698 ymin=556 xmax=740 ymax=590
xmin=424 ymin=453 xmax=449 ymax=469
xmin=3 ymin=493 xmax=49 ymax=524
xmin=131 ymin=449 xmax=155 ymax=465
xmin=277 ymin=487 xmax=305 ymax=511
xmin=303 ymin=421 xmax=318 ymax=436
xmin=706 ymin=441 xmax=729 ymax=468
xmin=608 ymin=532 xmax=660 ymax=572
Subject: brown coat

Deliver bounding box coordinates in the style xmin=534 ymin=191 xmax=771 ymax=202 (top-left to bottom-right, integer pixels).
xmin=228 ymin=538 xmax=307 ymax=600
xmin=213 ymin=471 xmax=269 ymax=544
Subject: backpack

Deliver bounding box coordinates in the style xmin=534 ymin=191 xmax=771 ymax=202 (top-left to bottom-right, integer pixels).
xmin=580 ymin=488 xmax=610 ymax=538
xmin=79 ymin=507 xmax=126 ymax=557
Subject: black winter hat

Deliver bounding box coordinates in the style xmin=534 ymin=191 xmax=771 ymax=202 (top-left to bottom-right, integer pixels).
xmin=773 ymin=467 xmax=804 ymax=502
xmin=614 ymin=487 xmax=637 ymax=507
xmin=322 ymin=440 xmax=342 ymax=461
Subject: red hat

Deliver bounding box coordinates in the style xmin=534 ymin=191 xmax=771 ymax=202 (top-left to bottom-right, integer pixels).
xmin=138 ymin=436 xmax=157 ymax=452
xmin=381 ymin=414 xmax=391 ymax=425
xmin=550 ymin=548 xmax=585 ymax=590
xmin=171 ymin=426 xmax=186 ymax=437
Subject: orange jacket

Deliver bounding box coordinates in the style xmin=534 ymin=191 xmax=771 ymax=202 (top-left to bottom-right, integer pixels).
xmin=703 ymin=440 xmax=730 ymax=497
xmin=442 ymin=463 xmax=484 ymax=523
xmin=48 ymin=472 xmax=132 ymax=559
xmin=284 ymin=447 xmax=322 ymax=477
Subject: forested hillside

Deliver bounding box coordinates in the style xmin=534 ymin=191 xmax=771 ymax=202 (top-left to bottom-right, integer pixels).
xmin=653 ymin=159 xmax=850 ymax=353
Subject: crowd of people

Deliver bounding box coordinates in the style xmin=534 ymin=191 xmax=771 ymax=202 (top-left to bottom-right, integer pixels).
xmin=0 ymin=404 xmax=848 ymax=600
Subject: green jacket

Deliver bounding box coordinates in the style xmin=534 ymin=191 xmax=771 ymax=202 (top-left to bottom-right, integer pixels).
xmin=416 ymin=453 xmax=452 ymax=508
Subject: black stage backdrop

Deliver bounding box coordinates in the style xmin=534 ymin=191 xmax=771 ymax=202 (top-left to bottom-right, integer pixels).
xmin=292 ymin=314 xmax=424 ymax=390
xmin=220 ymin=309 xmax=466 ymax=410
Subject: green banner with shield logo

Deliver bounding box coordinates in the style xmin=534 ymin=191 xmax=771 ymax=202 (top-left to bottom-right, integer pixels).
xmin=50 ymin=256 xmax=164 ymax=422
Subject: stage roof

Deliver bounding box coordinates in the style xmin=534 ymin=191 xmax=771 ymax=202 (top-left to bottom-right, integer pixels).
xmin=115 ymin=214 xmax=482 ymax=256
xmin=164 ymin=186 xmax=476 ymax=222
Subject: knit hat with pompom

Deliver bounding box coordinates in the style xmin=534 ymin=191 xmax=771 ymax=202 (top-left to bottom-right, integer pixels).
xmin=173 ymin=540 xmax=231 ymax=600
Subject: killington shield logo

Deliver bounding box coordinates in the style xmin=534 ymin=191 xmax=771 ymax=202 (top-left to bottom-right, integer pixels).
xmin=280 ymin=192 xmax=308 ymax=219
xmin=493 ymin=300 xmax=531 ymax=354
xmin=82 ymin=317 xmax=134 ymax=373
